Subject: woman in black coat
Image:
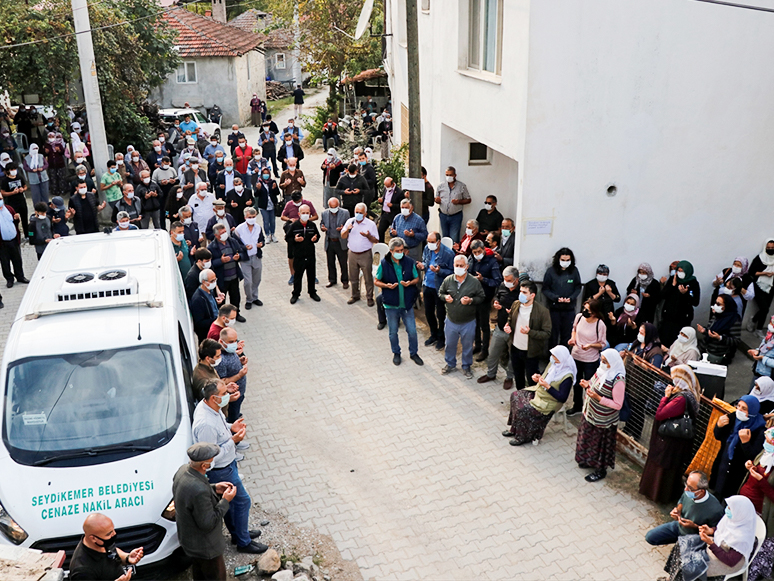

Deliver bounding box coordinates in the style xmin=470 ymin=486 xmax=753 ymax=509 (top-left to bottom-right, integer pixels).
xmin=659 ymin=260 xmax=701 ymax=347
xmin=626 ymin=262 xmax=661 ymax=325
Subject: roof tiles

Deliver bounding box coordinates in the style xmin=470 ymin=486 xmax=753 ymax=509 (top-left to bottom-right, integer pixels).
xmin=163 ymin=8 xmax=266 ymax=58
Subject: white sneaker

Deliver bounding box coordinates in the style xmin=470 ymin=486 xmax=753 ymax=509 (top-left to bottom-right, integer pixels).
xmin=271 ymin=234 xmax=278 ymax=243
xmin=265 ymin=237 xmax=272 ymax=245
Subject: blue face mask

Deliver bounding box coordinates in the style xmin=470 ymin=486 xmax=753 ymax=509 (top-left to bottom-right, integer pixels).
xmin=519 ymin=293 xmax=529 ymax=304
xmin=765 ymin=442 xmax=774 ymax=454
xmin=262 ymin=174 xmax=270 ymax=180
xmin=355 ymin=212 xmax=364 ymax=222
xmin=359 ymin=160 xmax=367 ymax=165
xmin=685 ymin=490 xmax=697 ymax=500
xmin=393 ymin=252 xmax=403 ymax=260
xmin=109 ymin=167 xmax=117 ymax=174
xmin=222 ymin=342 xmax=238 ymax=354
xmin=725 ymin=507 xmax=733 ymax=520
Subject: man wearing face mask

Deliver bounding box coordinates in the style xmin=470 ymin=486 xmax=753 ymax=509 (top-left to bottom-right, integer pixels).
xmin=180 ymin=205 xmax=203 ymax=252
xmin=69 ymin=512 xmax=144 ymax=581
xmin=214 ymin=327 xmax=249 ymax=422
xmin=390 ymin=199 xmax=427 ymax=261
xmin=336 ymin=163 xmax=369 ymax=217
xmin=206 ymin=200 xmax=237 ymax=242
xmin=233 ymin=137 xmax=253 ymax=175
xmin=281 ymin=191 xmax=317 ymax=285
xmin=277 ymin=133 xmax=304 ymax=171
xmin=208 ymin=151 xmax=227 ymax=192
xmin=254 ymin=169 xmax=280 ymax=243
xmin=208 ymin=304 xmax=237 ymax=340
xmin=475 ymin=195 xmax=504 ymax=236
xmin=111 ymin=184 xmax=143 ymax=226
xmin=181 ymin=158 xmax=208 ymax=200
xmin=225 ymin=178 xmax=254 ymax=226
xmin=321 ymin=148 xmax=344 ymax=206
xmin=493 ymin=218 xmax=515 ymax=268
xmin=191 ymin=270 xmax=225 ymax=342
xmin=468 ymin=239 xmax=503 ymax=361
xmin=279 ymin=158 xmax=306 ymax=206
xmin=453 ymin=219 xmax=484 ymax=257
xmin=502 ymin=280 xmax=552 ymax=390
xmin=376 ymin=112 xmax=393 ymax=160
xmin=435 ymin=166 xmax=470 ymax=243
xmin=281 ymin=118 xmax=304 ymax=143
xmin=69 ymin=163 xmax=97 ymax=198
xmin=69 ymin=177 xmax=106 ymax=235
xmin=153 ymin=157 xmax=179 ymax=227
xmin=101 ymin=160 xmax=124 ymax=208
xmin=478 ymin=266 xmax=521 ymax=389
xmin=192 ymin=381 xmax=267 ymax=556
xmin=170 ymin=221 xmax=192 ymax=277
xmin=259 ymin=123 xmax=279 ymax=178
xmin=0 ymin=192 xmax=27 ymax=289
xmin=127 ymin=151 xmax=149 ymax=186
xmin=172 ymin=442 xmax=236 ymax=581
xmin=136 ymin=169 xmax=163 ymax=229
xmin=234 ymin=207 xmax=264 ymax=308
xmin=145 ymin=139 xmax=166 ymax=171
xmin=185 ymin=248 xmax=213 ymax=301
xmin=356 ymin=152 xmax=377 ymax=208
xmin=227 ymin=125 xmax=245 ymax=157
xmin=0 ymin=162 xmax=30 ymax=236
xmin=417 ymin=231 xmax=455 ymax=347
xmin=320 ymin=197 xmax=351 ymax=289
xmin=208 ymin=224 xmax=247 ymax=322
xmin=203 ymin=136 xmax=226 ymax=166
xmin=285 ymin=204 xmax=321 ymax=304
xmin=190 ymin=182 xmax=216 ymax=234
xmin=376 ymin=176 xmax=404 ymax=242
xmin=342 ymin=202 xmax=378 ymax=306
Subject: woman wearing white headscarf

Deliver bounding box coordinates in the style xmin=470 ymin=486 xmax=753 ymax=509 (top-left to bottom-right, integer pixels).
xmin=0 ymin=152 xmax=11 ymax=177
xmin=662 ymin=326 xmax=702 ymax=369
xmin=503 ymin=345 xmax=576 ymax=446
xmin=575 ymin=348 xmax=626 ymax=482
xmin=741 ymin=427 xmax=774 ymax=581
xmin=750 ymin=238 xmax=774 ymax=335
xmin=22 ymin=143 xmax=50 ymax=204
xmin=749 ymin=376 xmax=774 ymax=416
xmin=640 ymin=365 xmax=702 ymax=503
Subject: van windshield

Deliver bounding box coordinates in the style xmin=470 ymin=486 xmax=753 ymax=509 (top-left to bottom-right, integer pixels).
xmin=3 ymin=345 xmax=180 ymax=466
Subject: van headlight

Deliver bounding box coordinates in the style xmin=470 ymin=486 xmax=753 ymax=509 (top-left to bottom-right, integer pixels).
xmin=0 ymin=500 xmax=28 ymax=544
xmin=161 ymin=499 xmax=176 ymax=521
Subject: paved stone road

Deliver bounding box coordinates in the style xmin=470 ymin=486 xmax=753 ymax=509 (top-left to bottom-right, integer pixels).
xmin=0 ymin=94 xmax=671 ymax=579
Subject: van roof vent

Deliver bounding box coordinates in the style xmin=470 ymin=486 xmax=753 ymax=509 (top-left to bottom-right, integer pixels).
xmin=57 ymin=269 xmax=139 ymax=302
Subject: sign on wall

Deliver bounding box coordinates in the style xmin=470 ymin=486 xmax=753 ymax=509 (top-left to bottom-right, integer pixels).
xmin=525 ymin=219 xmax=553 ymax=235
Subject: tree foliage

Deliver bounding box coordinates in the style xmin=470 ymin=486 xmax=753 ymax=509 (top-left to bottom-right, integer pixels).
xmin=0 ymin=0 xmax=179 ymax=151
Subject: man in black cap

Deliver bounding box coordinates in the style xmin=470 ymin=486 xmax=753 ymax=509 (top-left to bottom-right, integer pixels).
xmin=69 ymin=513 xmax=144 ymax=581
xmin=173 ymin=441 xmax=236 ymax=581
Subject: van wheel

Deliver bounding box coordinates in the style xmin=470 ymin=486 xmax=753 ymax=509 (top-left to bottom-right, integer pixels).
xmin=214 ymin=129 xmax=221 ymax=143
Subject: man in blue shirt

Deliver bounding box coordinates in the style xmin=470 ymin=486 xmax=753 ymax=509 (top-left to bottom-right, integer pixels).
xmin=179 ymin=114 xmax=199 ymax=135
xmin=204 ymin=137 xmax=226 ymax=166
xmin=390 ymin=199 xmax=427 ymax=261
xmin=417 ymin=231 xmax=455 ymax=350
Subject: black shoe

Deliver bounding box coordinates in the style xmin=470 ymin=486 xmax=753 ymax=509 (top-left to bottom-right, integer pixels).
xmin=236 ymin=314 xmax=247 ymax=323
xmin=325 ymin=282 xmax=336 ymax=288
xmin=377 ymin=322 xmax=386 ymax=330
xmin=393 ymin=353 xmax=401 ymax=366
xmin=435 ymin=342 xmax=445 ymax=351
xmin=475 ymin=351 xmax=488 ymax=362
xmin=585 ymin=469 xmax=607 ymax=482
xmin=290 ymin=296 xmax=299 ymax=304
xmin=236 ymin=541 xmax=269 ymax=554
xmin=509 ymin=439 xmax=526 ymax=446
xmin=473 ymin=345 xmax=482 ymax=355
xmin=502 ymin=430 xmax=514 ymax=437
xmin=410 ymin=354 xmax=424 ymax=366
xmin=424 ymin=337 xmax=437 ymax=347
xmin=0 ymin=301 xmax=5 ymax=309
xmin=309 ymin=293 xmax=321 ymax=302
xmin=244 ymin=302 xmax=252 ymax=310
xmin=16 ymin=278 xmax=29 ymax=284
xmin=566 ymin=407 xmax=582 ymax=417
xmin=231 ymin=530 xmax=262 ymax=544
xmin=5 ymin=280 xmax=12 ymax=288
xmin=252 ymin=299 xmax=263 ymax=306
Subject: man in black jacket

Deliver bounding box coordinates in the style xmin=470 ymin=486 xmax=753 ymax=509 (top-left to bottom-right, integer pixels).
xmin=190 ymin=268 xmax=223 ymax=342
xmin=208 ymin=224 xmax=246 ymax=322
xmin=285 ymin=205 xmax=320 ymax=304
xmin=277 ymin=133 xmax=304 ymax=171
xmin=226 ymin=125 xmax=245 ymax=157
xmin=356 ymin=152 xmax=377 ymax=208
xmin=336 ymin=164 xmax=369 ymax=216
xmin=494 ymin=218 xmax=515 ymax=268
xmin=478 ymin=265 xmax=521 ymax=390
xmin=111 ymin=184 xmax=143 ymax=226
xmin=137 ymin=169 xmax=163 ymax=229
xmin=259 ymin=124 xmax=279 ymax=178
xmin=185 ymin=248 xmax=213 ymax=301
xmin=377 ymin=177 xmax=404 ymax=242
xmin=181 ymin=205 xmax=203 ymax=254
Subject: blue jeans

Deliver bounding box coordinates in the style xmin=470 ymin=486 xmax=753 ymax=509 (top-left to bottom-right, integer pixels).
xmin=206 ymin=460 xmax=252 ymax=547
xmin=645 ymin=521 xmax=681 ymax=546
xmin=444 ymin=319 xmax=476 ymax=369
xmin=439 ymin=212 xmax=463 ymax=243
xmin=260 ymin=208 xmax=275 ymax=236
xmin=386 ymin=307 xmax=418 ymax=356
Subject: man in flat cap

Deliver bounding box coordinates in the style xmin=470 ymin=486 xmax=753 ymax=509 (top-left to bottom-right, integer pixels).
xmin=172 ymin=442 xmax=236 ymax=581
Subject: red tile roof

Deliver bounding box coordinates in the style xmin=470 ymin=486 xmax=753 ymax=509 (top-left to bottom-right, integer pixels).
xmin=227 ymin=9 xmax=293 ymax=49
xmin=163 ymin=8 xmax=266 ymax=58
xmin=343 ymin=68 xmax=387 ymax=84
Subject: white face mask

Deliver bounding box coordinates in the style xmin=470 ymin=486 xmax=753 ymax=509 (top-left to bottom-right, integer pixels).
xmin=8 ymin=171 xmax=17 ymax=178
xmin=711 ymin=304 xmax=723 ymax=313
xmin=670 ymin=269 xmax=676 ymax=276
xmin=210 ymin=142 xmax=217 ymax=147
xmin=355 ymin=212 xmax=364 ymax=222
xmin=504 ymin=280 xmax=515 ymax=289
xmin=75 ymin=157 xmax=84 ymax=164
xmin=216 ymin=209 xmax=225 ymax=217
xmin=219 ymin=232 xmax=229 ymax=241
xmin=638 ymin=273 xmax=648 ymax=281
xmin=207 ymin=281 xmax=218 ymax=290
xmin=329 ymin=206 xmax=339 ymax=214
xmin=769 ymin=324 xmax=774 ymax=333
xmin=736 ymin=410 xmax=749 ymax=422
xmin=719 ymin=286 xmax=731 ymax=295
xmin=126 ymin=192 xmax=134 ymax=199
xmin=162 ymin=164 xmax=169 ymax=170
xmin=559 ymin=259 xmax=571 ymax=269
xmin=142 ymin=177 xmax=150 ymax=184
xmin=426 ymin=242 xmax=438 ymax=251
xmin=245 ymin=217 xmax=256 ymax=225
xmin=183 ymin=217 xmax=192 ymax=224
xmin=202 ymin=261 xmax=212 ymax=269
xmin=596 ymin=274 xmax=608 ymax=283
xmin=624 ymin=303 xmax=635 ymax=313
xmin=445 ymin=175 xmax=454 ymax=183
xmin=465 ymin=228 xmax=473 ymax=237
xmin=175 ymin=233 xmax=185 ymax=241
xmin=454 ymin=266 xmax=467 ymax=277
xmin=235 ymin=186 xmax=244 ymax=193
xmin=732 ymin=266 xmax=742 ymax=274
xmin=326 ymin=154 xmax=333 ymax=161
xmin=159 ymin=136 xmax=165 ymax=143
xmin=299 ymin=214 xmax=310 ymax=223
xmin=678 ymin=334 xmax=688 ymax=343
xmin=224 ymin=318 xmax=235 ymax=327
xmin=198 ymin=189 xmax=207 ymax=198
xmin=132 ymin=156 xmax=139 ymax=162
xmin=501 ymin=229 xmax=511 ymax=239
xmin=401 ymin=208 xmax=410 ymax=216
xmin=116 ymin=159 xmax=124 ymax=165
xmin=78 ymin=187 xmax=87 ymax=195
xmin=118 ymin=221 xmax=130 ymax=229
xmin=191 ymin=164 xmax=199 ymax=171
xmin=484 ymin=203 xmax=492 ymax=211
xmin=637 ymin=333 xmax=646 ymax=344
xmin=473 ymin=253 xmax=484 ymax=261
xmin=154 ymin=146 xmax=161 ymax=152
xmin=677 ymin=271 xmax=686 ymax=279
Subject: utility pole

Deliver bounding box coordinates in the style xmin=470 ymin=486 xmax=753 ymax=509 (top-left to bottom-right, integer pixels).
xmin=71 ymin=0 xmax=109 ymax=182
xmin=292 ymin=0 xmax=303 ymax=87
xmin=405 ymin=0 xmax=422 ymax=211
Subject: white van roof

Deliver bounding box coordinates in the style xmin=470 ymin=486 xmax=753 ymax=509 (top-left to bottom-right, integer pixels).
xmin=6 ymin=231 xmax=186 ymax=361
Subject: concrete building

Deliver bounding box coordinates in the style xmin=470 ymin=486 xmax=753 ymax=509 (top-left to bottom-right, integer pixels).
xmin=151 ymin=9 xmax=266 ymax=126
xmin=385 ymin=0 xmax=774 ymax=320
xmin=227 ymin=10 xmax=307 ymax=86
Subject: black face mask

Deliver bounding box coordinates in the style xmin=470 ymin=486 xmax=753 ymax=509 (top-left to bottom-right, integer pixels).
xmin=581 ymin=308 xmax=591 ymax=319
xmin=767 ymin=248 xmax=774 ymax=256
xmin=94 ymin=533 xmax=118 ymax=556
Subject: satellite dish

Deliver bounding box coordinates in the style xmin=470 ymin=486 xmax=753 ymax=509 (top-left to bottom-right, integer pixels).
xmin=355 ymin=0 xmax=374 ymax=40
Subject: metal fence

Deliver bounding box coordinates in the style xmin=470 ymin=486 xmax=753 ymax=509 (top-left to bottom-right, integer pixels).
xmin=616 ymin=353 xmax=735 ymax=474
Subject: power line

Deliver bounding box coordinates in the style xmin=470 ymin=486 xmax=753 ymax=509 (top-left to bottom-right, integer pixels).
xmin=0 ymin=0 xmax=269 ymax=51
xmin=693 ymin=0 xmax=774 ymax=13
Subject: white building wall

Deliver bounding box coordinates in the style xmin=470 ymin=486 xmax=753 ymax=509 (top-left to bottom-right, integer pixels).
xmin=234 ymin=50 xmax=267 ymax=125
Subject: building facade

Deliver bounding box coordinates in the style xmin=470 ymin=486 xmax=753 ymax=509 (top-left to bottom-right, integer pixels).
xmin=385 ymin=0 xmax=774 ymax=320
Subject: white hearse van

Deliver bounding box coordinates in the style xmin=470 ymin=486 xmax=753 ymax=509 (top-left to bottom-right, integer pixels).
xmin=0 ymin=230 xmax=198 ymax=570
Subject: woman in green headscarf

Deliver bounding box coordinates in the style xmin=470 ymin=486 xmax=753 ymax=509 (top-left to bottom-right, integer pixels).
xmin=659 ymin=260 xmax=701 ymax=346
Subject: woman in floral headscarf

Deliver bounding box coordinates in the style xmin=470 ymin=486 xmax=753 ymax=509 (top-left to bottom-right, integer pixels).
xmin=626 ymin=262 xmax=661 ymax=325
xmin=711 ymin=256 xmax=755 ymax=314
xmin=42 ymin=131 xmax=68 ymax=197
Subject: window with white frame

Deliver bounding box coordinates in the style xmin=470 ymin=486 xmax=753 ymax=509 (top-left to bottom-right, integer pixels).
xmin=467 ymin=0 xmax=503 ymax=75
xmin=275 ymin=53 xmax=286 ymax=69
xmin=468 ymin=142 xmax=491 ymax=165
xmin=176 ymin=62 xmax=197 ymax=84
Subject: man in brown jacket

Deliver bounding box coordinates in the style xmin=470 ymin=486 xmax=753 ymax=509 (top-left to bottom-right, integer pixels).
xmin=503 ymin=279 xmax=552 ymax=390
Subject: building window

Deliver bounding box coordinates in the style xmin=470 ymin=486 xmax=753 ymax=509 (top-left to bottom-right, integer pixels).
xmin=467 ymin=0 xmax=502 ymax=75
xmin=176 ymin=62 xmax=197 ymax=84
xmin=469 ymin=142 xmax=491 ymax=165
xmin=397 ymin=0 xmax=407 ymax=46
xmin=275 ymin=53 xmax=286 ymax=69
xmin=421 ymin=0 xmax=430 ymax=11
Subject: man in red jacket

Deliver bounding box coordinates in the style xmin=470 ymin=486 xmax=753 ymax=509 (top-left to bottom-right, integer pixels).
xmin=233 ymin=136 xmax=253 ymax=175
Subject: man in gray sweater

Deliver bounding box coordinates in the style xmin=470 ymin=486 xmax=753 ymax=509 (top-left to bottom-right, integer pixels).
xmin=172 ymin=442 xmax=237 ymax=581
xmin=438 ymin=254 xmax=485 ymax=378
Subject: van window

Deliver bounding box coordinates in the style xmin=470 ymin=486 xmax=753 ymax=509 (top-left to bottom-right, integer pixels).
xmin=4 ymin=345 xmax=180 ymax=466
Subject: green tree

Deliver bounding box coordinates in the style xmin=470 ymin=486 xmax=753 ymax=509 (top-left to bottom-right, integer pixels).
xmin=0 ymin=0 xmax=179 ymax=151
